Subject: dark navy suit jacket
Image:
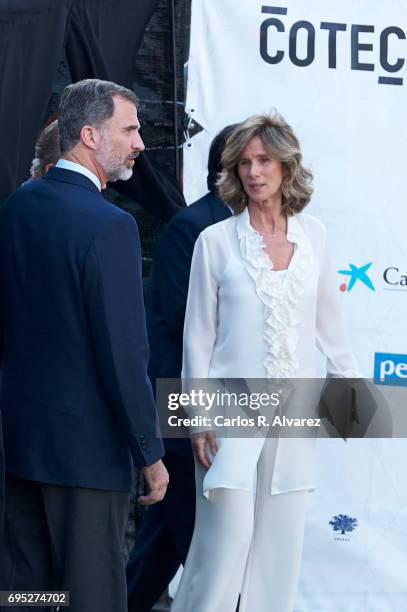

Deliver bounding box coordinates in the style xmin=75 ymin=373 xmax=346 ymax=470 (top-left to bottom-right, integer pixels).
xmin=0 ymin=167 xmax=163 ymax=492
xmin=145 ymin=191 xmax=232 ymax=456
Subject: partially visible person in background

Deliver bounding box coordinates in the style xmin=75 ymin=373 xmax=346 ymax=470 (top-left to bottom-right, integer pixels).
xmin=29 ymin=119 xmax=60 ymax=180
xmin=20 ymin=119 xmax=61 ymax=187
xmin=126 ymin=124 xmax=237 ymax=612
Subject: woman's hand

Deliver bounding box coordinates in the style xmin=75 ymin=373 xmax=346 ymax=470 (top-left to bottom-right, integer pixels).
xmin=192 ymin=431 xmax=218 ymax=469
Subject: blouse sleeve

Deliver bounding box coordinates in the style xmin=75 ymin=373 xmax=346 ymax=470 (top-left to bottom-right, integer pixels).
xmin=315 ymin=226 xmax=363 ymax=378
xmin=181 ymin=231 xmax=219 ymax=379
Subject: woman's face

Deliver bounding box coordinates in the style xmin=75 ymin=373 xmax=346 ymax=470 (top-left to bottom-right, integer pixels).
xmin=237 ymin=136 xmax=285 ymax=204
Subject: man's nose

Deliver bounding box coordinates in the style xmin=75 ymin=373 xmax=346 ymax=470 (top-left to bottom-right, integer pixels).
xmin=133 ymin=132 xmax=145 ymax=152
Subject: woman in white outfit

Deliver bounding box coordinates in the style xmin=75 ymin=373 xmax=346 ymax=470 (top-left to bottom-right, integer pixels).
xmin=171 ymin=113 xmax=361 ymax=612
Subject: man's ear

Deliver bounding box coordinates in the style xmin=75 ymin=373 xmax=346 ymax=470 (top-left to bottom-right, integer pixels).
xmin=80 ymin=125 xmax=100 ymax=150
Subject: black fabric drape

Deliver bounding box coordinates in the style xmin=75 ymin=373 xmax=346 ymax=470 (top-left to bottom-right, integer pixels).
xmin=66 ymin=0 xmax=159 ymax=87
xmin=0 ymin=0 xmax=74 ymax=202
xmin=65 ymin=0 xmax=185 ymax=221
xmin=0 ymin=0 xmax=185 ymax=220
xmin=65 ymin=1 xmax=110 ymax=82
xmin=115 ymin=154 xmax=184 ymax=222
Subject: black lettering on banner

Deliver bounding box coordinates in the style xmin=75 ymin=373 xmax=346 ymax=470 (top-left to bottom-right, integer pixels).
xmin=383 ymin=267 xmax=398 ymax=285
xmin=260 ymin=7 xmax=406 ymax=87
xmin=380 ymin=26 xmax=405 ymax=72
xmin=260 ymin=6 xmax=287 ymax=64
xmin=320 ymin=22 xmax=347 ymax=68
xmin=351 ymin=24 xmax=375 ymax=71
xmin=261 ymin=5 xmax=287 ymax=15
xmin=378 ymin=76 xmax=403 ymax=85
xmin=289 ymin=21 xmax=315 ymax=67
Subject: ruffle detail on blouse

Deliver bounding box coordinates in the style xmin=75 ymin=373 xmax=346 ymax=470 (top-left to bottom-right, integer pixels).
xmin=237 ymin=210 xmax=313 ymax=379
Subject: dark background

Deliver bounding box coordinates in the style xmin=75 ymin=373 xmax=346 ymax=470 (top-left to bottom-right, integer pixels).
xmin=0 ymin=0 xmax=192 ymax=275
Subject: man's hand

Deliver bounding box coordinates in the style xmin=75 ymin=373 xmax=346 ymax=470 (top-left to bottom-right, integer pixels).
xmin=192 ymin=431 xmax=218 ymax=469
xmin=138 ymin=459 xmax=169 ymax=506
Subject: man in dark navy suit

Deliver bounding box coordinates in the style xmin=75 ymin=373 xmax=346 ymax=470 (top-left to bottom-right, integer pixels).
xmin=1 ymin=122 xmax=61 ymax=553
xmin=0 ymin=79 xmax=168 ymax=611
xmin=127 ymin=125 xmax=237 ymax=612
xmin=0 ymin=410 xmax=4 ymax=575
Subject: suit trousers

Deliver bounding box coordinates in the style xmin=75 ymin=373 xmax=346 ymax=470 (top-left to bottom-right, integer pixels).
xmin=171 ymin=438 xmax=309 ymax=612
xmin=127 ymin=451 xmax=195 ymax=612
xmin=0 ymin=475 xmax=129 ymax=612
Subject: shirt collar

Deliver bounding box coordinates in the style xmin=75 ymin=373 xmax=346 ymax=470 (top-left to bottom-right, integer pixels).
xmin=236 ymin=206 xmax=303 ymax=240
xmin=56 ymin=159 xmax=102 ymax=191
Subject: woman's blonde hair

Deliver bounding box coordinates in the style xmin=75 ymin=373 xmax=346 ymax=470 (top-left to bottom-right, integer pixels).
xmin=217 ymin=112 xmax=313 ymax=215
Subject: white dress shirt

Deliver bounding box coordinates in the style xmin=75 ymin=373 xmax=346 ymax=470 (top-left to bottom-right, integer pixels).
xmin=56 ymin=159 xmax=101 ymax=191
xmin=182 ymin=207 xmax=362 ymax=497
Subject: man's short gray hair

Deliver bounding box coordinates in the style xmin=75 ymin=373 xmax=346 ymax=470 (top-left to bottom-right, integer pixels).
xmin=58 ymin=79 xmax=139 ymax=153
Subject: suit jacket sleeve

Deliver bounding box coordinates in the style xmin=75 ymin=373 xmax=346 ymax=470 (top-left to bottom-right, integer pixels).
xmin=315 ymin=225 xmax=363 ymax=378
xmin=154 ymin=217 xmax=199 ymax=345
xmin=0 ymin=317 xmax=3 ymax=369
xmin=83 ymin=212 xmax=164 ymax=467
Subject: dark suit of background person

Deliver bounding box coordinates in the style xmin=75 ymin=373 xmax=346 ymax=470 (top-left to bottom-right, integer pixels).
xmin=127 ymin=125 xmax=237 ymax=612
xmin=0 ymin=79 xmax=166 ymax=612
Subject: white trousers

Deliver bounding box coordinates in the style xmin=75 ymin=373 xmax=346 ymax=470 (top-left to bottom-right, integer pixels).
xmin=171 ymin=438 xmax=309 ymax=612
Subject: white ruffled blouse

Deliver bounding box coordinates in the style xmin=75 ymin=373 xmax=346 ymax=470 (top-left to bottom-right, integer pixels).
xmin=182 ymin=208 xmax=361 ymax=497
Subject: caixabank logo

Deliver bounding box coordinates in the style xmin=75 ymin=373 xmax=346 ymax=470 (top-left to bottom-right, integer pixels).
xmin=338 ymin=262 xmax=375 ymax=292
xmin=338 ymin=263 xmax=407 ymax=292
xmin=374 ymin=353 xmax=407 ymax=386
xmin=381 ymin=267 xmax=407 ymax=291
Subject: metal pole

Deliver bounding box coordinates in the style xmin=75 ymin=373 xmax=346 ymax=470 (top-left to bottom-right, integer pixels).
xmin=169 ymin=0 xmax=180 ymax=183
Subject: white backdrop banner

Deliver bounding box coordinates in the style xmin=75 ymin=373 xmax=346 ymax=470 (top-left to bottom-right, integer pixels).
xmin=184 ymin=1 xmax=407 ymax=609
